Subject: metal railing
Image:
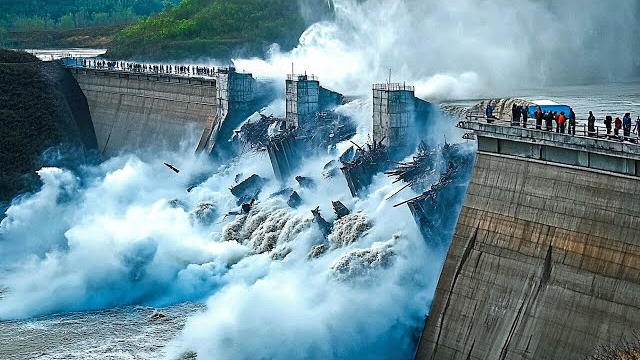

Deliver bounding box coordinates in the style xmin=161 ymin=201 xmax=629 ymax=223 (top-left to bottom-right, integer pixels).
xmin=372 ymin=83 xmax=415 ymax=92
xmin=68 ymin=67 xmax=217 ymax=86
xmin=61 ymin=58 xmax=226 ymax=78
xmin=287 ymin=73 xmax=318 ymax=82
xmin=465 ymin=111 xmax=640 ymax=144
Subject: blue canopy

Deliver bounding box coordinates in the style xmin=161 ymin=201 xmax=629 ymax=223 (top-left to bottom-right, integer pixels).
xmin=527 ymin=104 xmax=571 ymax=118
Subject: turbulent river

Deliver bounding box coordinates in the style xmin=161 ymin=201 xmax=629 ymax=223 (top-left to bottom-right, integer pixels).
xmin=1 ymin=80 xmax=638 ymax=360
xmin=2 ymin=0 xmax=640 ymax=358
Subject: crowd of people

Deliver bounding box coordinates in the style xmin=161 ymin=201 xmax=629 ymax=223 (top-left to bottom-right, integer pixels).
xmin=77 ymin=59 xmax=217 ymax=77
xmin=485 ymin=103 xmax=640 ymax=141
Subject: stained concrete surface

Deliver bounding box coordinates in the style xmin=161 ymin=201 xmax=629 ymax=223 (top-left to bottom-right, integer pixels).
xmin=416 ymin=152 xmax=640 ymax=360
xmin=72 ymin=71 xmax=216 ymax=156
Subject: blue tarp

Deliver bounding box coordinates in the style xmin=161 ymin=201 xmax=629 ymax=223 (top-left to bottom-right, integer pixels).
xmin=527 ymin=104 xmax=572 ymax=118
xmin=63 ymin=57 xmax=84 ymax=67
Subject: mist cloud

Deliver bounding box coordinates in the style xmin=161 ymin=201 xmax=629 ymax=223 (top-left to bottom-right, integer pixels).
xmin=236 ymin=0 xmax=639 ymax=100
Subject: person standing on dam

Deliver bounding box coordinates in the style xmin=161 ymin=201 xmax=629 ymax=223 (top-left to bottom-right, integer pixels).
xmin=512 ymin=103 xmax=523 ymax=126
xmin=614 ymin=116 xmax=622 ymax=137
xmin=521 ymin=105 xmax=529 ymax=128
xmin=568 ymin=108 xmax=576 ymax=135
xmin=634 ymin=116 xmax=640 ymax=135
xmin=587 ymin=111 xmax=596 ymax=136
xmin=485 ymin=103 xmax=495 ymax=122
xmin=545 ymin=111 xmax=554 ymax=131
xmin=557 ymin=111 xmax=567 ymax=133
xmin=535 ymin=106 xmax=543 ymax=129
xmin=622 ymin=112 xmax=632 ymax=137
xmin=605 ymin=115 xmax=613 ymax=135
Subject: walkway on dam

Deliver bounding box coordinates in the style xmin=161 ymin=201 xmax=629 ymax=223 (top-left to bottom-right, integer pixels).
xmin=466 ymin=112 xmax=640 ymax=145
xmin=63 ymin=58 xmax=220 ymax=79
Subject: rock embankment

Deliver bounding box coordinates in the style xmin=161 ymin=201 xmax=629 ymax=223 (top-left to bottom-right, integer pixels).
xmin=0 ymin=49 xmax=98 ymax=207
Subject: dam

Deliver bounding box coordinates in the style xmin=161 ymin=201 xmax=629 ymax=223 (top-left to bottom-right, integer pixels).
xmin=50 ymin=61 xmax=640 ymax=358
xmin=415 ymin=120 xmax=640 ymax=360
xmin=69 ymin=67 xmax=217 ymax=156
xmin=68 ymin=65 xmax=257 ymax=157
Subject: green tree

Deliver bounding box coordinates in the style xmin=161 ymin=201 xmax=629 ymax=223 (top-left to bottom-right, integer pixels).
xmin=109 ymin=0 xmax=333 ymax=60
xmin=57 ymin=13 xmax=75 ymax=30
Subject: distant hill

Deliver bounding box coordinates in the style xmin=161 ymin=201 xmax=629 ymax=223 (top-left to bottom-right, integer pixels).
xmin=107 ymin=0 xmax=335 ymax=61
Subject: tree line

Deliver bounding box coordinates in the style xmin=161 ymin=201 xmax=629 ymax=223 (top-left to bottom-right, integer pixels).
xmin=108 ymin=0 xmax=333 ymax=60
xmin=0 ymin=0 xmax=175 ymax=32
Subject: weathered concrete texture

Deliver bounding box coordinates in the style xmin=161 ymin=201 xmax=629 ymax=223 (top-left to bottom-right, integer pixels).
xmin=71 ymin=69 xmax=216 ymax=156
xmin=372 ymin=83 xmax=433 ymax=160
xmin=416 ymin=152 xmax=640 ymax=360
xmin=199 ymin=69 xmax=256 ymax=157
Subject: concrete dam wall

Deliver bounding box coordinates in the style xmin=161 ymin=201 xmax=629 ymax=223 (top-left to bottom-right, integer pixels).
xmin=416 ymin=124 xmax=640 ymax=360
xmin=70 ymin=68 xmax=217 ymax=156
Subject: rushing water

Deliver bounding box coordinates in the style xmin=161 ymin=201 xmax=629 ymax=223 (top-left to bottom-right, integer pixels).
xmin=2 ymin=0 xmax=640 ymax=357
xmin=1 ymin=81 xmax=638 ymax=360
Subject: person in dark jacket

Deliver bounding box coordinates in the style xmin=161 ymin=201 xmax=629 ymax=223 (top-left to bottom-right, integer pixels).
xmin=511 ymin=103 xmax=520 ymax=126
xmin=521 ymin=105 xmax=529 ymax=128
xmin=545 ymin=111 xmax=554 ymax=131
xmin=587 ymin=111 xmax=596 ymax=136
xmin=568 ymin=108 xmax=576 ymax=135
xmin=622 ymin=113 xmax=632 ymax=137
xmin=604 ymin=115 xmax=613 ymax=135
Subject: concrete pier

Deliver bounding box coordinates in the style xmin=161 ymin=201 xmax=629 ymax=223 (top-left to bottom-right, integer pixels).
xmin=372 ymin=83 xmax=432 ymax=160
xmin=198 ymin=67 xmax=257 ymax=156
xmin=268 ymin=74 xmax=345 ymax=182
xmin=415 ymin=122 xmax=640 ymax=360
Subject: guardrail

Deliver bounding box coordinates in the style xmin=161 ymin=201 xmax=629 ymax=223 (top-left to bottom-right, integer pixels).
xmin=66 ymin=66 xmax=216 ymax=86
xmin=287 ymin=73 xmax=319 ymax=81
xmin=465 ymin=112 xmax=640 ymax=144
xmin=372 ymin=83 xmax=415 ymax=92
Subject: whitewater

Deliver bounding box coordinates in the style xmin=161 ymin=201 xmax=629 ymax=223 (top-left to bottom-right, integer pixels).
xmin=2 ymin=1 xmax=639 ymax=359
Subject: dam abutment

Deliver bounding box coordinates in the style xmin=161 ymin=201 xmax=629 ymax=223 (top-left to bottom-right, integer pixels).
xmin=416 ymin=122 xmax=640 ymax=360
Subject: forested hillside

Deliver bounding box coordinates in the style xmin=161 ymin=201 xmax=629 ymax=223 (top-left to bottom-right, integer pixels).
xmin=108 ymin=0 xmax=334 ymax=60
xmin=0 ymin=0 xmax=169 ymax=32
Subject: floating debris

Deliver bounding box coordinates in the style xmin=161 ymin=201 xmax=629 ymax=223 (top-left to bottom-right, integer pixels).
xmin=270 ymin=188 xmax=294 ymax=198
xmin=149 ymin=310 xmax=168 ymax=321
xmin=163 ymin=162 xmax=180 ymax=174
xmin=385 ymin=141 xmax=438 ymax=192
xmin=236 ymin=113 xmax=279 ymax=152
xmin=295 ymin=176 xmax=315 ymax=189
xmin=322 ymin=160 xmax=339 ymax=178
xmin=230 ymin=174 xmax=266 ymax=204
xmin=311 ymin=206 xmax=331 ymax=238
xmin=332 ymin=201 xmax=350 ymax=219
xmin=287 ymin=191 xmax=302 ymax=208
xmin=241 ymin=198 xmax=255 ymax=214
xmin=341 ymin=139 xmax=390 ymax=197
